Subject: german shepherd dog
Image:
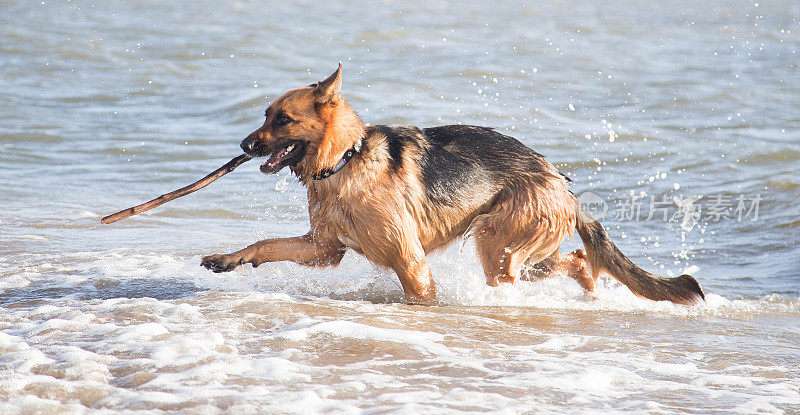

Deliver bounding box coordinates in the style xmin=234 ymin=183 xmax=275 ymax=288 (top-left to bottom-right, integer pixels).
xmin=201 ymin=64 xmax=705 ymax=305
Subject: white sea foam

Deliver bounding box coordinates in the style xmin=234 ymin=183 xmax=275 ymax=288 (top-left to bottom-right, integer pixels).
xmin=1 ymin=247 xmax=798 ymax=413
xmin=274 ymin=320 xmax=453 ymax=357
xmin=182 ymin=240 xmax=798 ymax=318
xmin=0 ymin=286 xmax=797 ymax=413
xmin=11 ymin=243 xmax=793 ymax=319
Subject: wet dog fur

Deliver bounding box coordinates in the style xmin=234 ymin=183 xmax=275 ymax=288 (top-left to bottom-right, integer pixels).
xmin=201 ymin=64 xmax=705 ymax=305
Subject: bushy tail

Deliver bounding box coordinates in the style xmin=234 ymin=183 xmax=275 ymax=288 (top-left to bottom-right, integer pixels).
xmin=575 ymin=218 xmax=705 ymax=305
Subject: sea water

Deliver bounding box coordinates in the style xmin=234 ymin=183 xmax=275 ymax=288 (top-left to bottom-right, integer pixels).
xmin=1 ymin=0 xmax=798 ymax=412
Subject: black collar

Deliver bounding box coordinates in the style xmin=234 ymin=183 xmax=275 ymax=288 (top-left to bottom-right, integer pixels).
xmin=312 ymin=138 xmax=363 ymax=180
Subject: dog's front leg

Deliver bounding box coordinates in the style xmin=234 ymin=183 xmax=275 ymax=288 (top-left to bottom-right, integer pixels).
xmin=384 ymin=243 xmax=437 ymax=305
xmin=201 ymin=233 xmax=345 ymax=273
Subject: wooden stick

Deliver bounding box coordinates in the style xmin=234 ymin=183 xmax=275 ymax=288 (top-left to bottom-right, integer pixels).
xmin=101 ymin=154 xmax=253 ymax=224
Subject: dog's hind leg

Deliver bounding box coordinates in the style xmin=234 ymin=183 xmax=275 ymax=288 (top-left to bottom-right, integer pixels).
xmin=520 ymin=250 xmax=559 ymax=281
xmin=521 ymin=250 xmax=595 ymax=291
xmin=473 ymin=223 xmax=534 ymax=286
xmin=472 ymin=182 xmax=576 ymax=287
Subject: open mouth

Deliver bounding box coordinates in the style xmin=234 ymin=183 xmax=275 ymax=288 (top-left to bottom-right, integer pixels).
xmin=259 ymin=140 xmax=305 ymax=174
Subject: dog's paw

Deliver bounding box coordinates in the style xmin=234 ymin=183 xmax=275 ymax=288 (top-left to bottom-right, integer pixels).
xmin=564 ymin=249 xmax=594 ymax=292
xmin=201 ymin=254 xmax=243 ymax=273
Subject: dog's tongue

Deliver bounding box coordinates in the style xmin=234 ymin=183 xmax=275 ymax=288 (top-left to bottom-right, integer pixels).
xmin=265 ymin=147 xmax=287 ymax=168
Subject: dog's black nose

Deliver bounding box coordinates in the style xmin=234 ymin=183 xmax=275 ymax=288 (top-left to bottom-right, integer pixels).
xmin=241 ymin=135 xmax=267 ymax=156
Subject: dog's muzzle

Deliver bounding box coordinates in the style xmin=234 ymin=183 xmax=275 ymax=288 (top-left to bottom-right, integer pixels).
xmin=240 ymin=135 xmax=269 ymax=157
xmin=240 ymin=134 xmax=306 ymax=174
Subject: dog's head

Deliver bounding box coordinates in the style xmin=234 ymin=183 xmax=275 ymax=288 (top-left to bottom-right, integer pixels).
xmin=240 ymin=63 xmax=364 ymax=181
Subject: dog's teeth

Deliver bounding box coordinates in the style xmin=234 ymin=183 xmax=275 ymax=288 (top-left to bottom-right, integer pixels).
xmin=286 ymin=145 xmax=294 ymax=152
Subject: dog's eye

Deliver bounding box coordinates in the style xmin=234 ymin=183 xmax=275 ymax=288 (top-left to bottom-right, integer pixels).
xmin=273 ymin=114 xmax=293 ymax=128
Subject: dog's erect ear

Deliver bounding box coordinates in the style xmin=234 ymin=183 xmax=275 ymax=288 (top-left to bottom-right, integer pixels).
xmin=313 ymin=62 xmax=342 ymax=105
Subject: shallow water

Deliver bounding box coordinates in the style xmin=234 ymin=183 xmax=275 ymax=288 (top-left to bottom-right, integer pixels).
xmin=1 ymin=0 xmax=799 ymax=413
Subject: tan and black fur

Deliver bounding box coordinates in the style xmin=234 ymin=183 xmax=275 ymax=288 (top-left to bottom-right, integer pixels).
xmin=201 ymin=64 xmax=705 ymax=305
